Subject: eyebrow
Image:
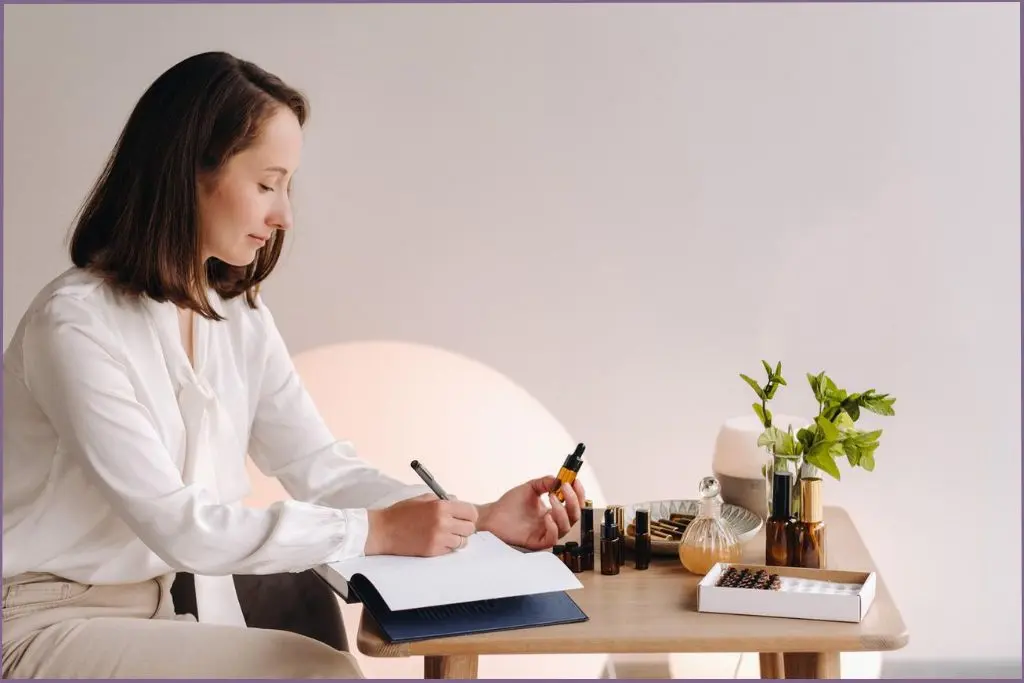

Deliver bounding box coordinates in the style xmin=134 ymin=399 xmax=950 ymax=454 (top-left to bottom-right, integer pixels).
xmin=264 ymin=166 xmax=289 ymax=175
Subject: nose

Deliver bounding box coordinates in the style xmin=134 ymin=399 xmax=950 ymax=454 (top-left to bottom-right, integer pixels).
xmin=268 ymin=193 xmax=293 ymax=232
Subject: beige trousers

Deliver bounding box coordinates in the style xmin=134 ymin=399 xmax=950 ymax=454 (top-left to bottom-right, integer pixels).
xmin=1 ymin=572 xmax=364 ymax=679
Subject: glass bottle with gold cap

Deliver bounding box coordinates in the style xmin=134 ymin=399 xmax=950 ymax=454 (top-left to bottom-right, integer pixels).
xmin=678 ymin=476 xmax=742 ymax=575
xmin=791 ymin=477 xmax=827 ymax=568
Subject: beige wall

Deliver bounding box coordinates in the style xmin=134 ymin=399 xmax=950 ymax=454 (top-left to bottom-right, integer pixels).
xmin=4 ymin=2 xmax=1020 ymax=667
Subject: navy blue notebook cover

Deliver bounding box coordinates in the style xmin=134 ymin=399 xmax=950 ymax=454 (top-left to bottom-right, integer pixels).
xmin=350 ymin=574 xmax=589 ymax=643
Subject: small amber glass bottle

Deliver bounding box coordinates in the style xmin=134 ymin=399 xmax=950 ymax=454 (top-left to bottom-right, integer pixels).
xmin=551 ymin=443 xmax=585 ymax=502
xmin=634 ymin=508 xmax=651 ymax=570
xmin=600 ymin=508 xmax=620 ymax=575
xmin=580 ymin=502 xmax=595 ymax=571
xmin=764 ymin=471 xmax=796 ymax=567
xmin=791 ymin=477 xmax=827 ymax=569
xmin=612 ymin=506 xmax=626 ymax=566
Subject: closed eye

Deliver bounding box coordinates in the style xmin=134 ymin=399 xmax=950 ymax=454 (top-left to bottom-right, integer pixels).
xmin=258 ymin=183 xmax=274 ymax=193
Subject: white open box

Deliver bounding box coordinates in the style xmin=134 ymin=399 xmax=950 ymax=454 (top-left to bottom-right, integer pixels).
xmin=697 ymin=562 xmax=877 ymax=623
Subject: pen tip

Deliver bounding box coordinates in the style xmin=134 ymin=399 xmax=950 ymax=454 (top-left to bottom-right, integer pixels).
xmin=410 ymin=460 xmax=419 ymax=468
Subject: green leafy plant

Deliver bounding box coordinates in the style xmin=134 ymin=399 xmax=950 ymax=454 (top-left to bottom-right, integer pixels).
xmin=740 ymin=361 xmax=896 ymax=481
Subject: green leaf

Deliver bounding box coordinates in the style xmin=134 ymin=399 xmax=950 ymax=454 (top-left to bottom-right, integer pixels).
xmin=807 ymin=372 xmax=822 ymax=400
xmin=740 ymin=373 xmax=767 ymax=400
xmin=853 ymin=429 xmax=883 ymax=445
xmin=815 ymin=416 xmax=840 ymax=442
xmin=805 ymin=452 xmax=841 ymax=480
xmin=767 ymin=383 xmax=780 ymax=399
xmin=834 ymin=412 xmax=855 ymax=432
xmin=806 ymin=440 xmax=831 ymax=461
xmin=779 ymin=427 xmax=801 ymax=456
xmin=757 ymin=427 xmax=782 ymax=450
xmin=860 ymin=451 xmax=876 ymax=471
xmin=861 ymin=392 xmax=896 ymax=416
xmin=765 ymin=408 xmax=773 ymax=426
xmin=775 ymin=361 xmax=782 ymax=377
xmin=762 ymin=360 xmax=774 ymax=378
xmin=797 ymin=427 xmax=817 ymax=451
xmin=752 ymin=403 xmax=767 ymax=426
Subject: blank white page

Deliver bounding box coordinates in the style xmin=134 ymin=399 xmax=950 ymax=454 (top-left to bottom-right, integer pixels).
xmin=322 ymin=531 xmax=583 ymax=611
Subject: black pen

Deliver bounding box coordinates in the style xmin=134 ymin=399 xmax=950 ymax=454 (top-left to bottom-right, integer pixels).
xmin=410 ymin=460 xmax=450 ymax=500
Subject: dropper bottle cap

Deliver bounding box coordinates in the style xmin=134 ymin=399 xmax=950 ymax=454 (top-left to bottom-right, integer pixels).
xmin=602 ymin=508 xmax=618 ymax=540
xmin=560 ymin=442 xmax=586 ymax=473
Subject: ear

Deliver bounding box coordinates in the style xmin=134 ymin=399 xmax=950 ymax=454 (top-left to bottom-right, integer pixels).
xmin=195 ymin=167 xmax=220 ymax=200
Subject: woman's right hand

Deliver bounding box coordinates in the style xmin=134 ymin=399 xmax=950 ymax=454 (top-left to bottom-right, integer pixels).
xmin=364 ymin=496 xmax=479 ymax=557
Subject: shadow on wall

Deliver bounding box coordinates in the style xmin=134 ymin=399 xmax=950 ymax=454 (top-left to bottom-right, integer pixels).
xmin=244 ymin=339 xmax=609 ymax=679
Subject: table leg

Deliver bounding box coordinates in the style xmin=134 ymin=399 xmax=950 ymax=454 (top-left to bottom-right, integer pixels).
xmin=424 ymin=655 xmax=479 ymax=679
xmin=758 ymin=653 xmax=785 ymax=678
xmin=783 ymin=652 xmax=841 ymax=679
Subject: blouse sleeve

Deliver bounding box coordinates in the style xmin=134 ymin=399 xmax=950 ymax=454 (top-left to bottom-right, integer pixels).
xmin=21 ymin=293 xmax=383 ymax=576
xmin=245 ymin=299 xmax=430 ymax=525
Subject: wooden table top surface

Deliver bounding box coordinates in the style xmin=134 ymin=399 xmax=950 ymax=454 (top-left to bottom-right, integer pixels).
xmin=357 ymin=505 xmax=909 ymax=658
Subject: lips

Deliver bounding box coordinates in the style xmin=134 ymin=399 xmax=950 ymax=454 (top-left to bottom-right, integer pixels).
xmin=248 ymin=234 xmax=271 ymax=244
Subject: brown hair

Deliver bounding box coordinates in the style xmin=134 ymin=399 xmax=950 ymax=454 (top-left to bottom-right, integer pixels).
xmin=69 ymin=51 xmax=309 ymax=320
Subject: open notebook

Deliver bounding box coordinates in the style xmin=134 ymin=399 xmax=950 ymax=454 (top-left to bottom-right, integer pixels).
xmin=313 ymin=532 xmax=588 ymax=642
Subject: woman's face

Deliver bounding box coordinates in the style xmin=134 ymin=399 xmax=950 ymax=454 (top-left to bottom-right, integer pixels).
xmin=197 ymin=106 xmax=303 ymax=267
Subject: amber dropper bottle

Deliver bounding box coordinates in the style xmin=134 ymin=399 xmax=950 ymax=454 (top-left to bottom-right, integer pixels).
xmin=580 ymin=501 xmax=595 ymax=570
xmin=765 ymin=471 xmax=796 ymax=567
xmin=792 ymin=477 xmax=827 ymax=569
xmin=600 ymin=508 xmax=620 ymax=575
xmin=551 ymin=443 xmax=585 ymax=502
xmin=634 ymin=508 xmax=651 ymax=570
xmin=611 ymin=505 xmax=626 ymax=566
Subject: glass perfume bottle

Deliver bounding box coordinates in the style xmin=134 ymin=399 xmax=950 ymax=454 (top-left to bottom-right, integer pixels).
xmin=678 ymin=476 xmax=743 ymax=575
xmin=764 ymin=471 xmax=796 ymax=567
xmin=791 ymin=477 xmax=827 ymax=569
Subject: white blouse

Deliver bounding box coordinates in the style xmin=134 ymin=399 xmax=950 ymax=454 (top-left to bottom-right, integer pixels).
xmin=3 ymin=267 xmax=428 ymax=621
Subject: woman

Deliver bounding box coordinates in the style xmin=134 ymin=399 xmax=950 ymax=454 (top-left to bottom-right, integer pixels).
xmin=2 ymin=51 xmax=585 ymax=679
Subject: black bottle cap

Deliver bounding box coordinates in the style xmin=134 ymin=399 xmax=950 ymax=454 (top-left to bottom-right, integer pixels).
xmin=602 ymin=508 xmax=618 ymax=540
xmin=581 ymin=505 xmax=594 ymax=535
xmin=565 ymin=541 xmax=579 ymax=551
xmin=553 ymin=545 xmax=565 ymax=554
xmin=561 ymin=442 xmax=586 ymax=472
xmin=771 ymin=471 xmax=794 ymax=518
xmin=636 ymin=508 xmax=650 ymax=534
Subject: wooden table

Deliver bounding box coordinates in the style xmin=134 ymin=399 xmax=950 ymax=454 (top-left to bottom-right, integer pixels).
xmin=357 ymin=506 xmax=908 ymax=679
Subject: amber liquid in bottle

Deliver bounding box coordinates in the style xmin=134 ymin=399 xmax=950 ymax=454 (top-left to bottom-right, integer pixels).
xmin=791 ymin=477 xmax=827 ymax=569
xmin=678 ymin=477 xmax=742 ymax=575
xmin=765 ymin=471 xmax=796 ymax=567
xmin=551 ymin=443 xmax=585 ymax=502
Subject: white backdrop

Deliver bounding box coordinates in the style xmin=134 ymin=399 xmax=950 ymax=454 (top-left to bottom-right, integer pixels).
xmin=4 ymin=2 xmax=1020 ymax=668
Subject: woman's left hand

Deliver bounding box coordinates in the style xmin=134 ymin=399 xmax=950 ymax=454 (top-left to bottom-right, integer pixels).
xmin=477 ymin=477 xmax=585 ymax=550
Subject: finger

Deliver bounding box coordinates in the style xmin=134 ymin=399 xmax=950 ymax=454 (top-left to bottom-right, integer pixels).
xmin=447 ymin=518 xmax=476 ymax=538
xmin=542 ymin=512 xmax=560 ymax=547
xmin=444 ymin=532 xmax=466 ymax=552
xmin=572 ymin=479 xmax=586 ymax=505
xmin=547 ymin=493 xmax=572 ymax=537
xmin=531 ymin=476 xmax=562 ymax=497
xmin=445 ymin=500 xmax=479 ymax=523
xmin=560 ymin=479 xmax=582 ymax=526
